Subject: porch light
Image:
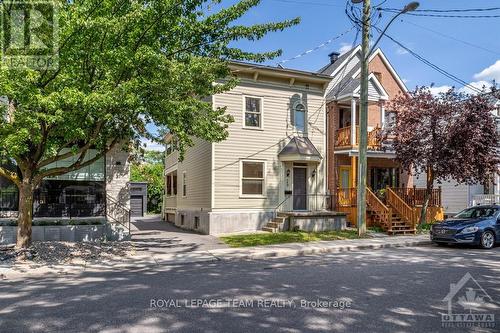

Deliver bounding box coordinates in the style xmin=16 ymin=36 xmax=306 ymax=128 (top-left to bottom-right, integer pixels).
xmin=311 ymin=170 xmax=316 ymax=178
xmin=286 ymin=169 xmax=290 ymax=177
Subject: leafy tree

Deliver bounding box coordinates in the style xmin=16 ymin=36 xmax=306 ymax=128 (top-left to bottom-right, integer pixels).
xmin=388 ymin=87 xmax=499 ymax=224
xmin=0 ymin=0 xmax=299 ymax=248
xmin=131 ymin=160 xmax=164 ymax=213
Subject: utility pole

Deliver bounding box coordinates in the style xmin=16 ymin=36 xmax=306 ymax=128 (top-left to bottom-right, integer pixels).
xmin=356 ymin=0 xmax=370 ymax=236
xmin=351 ymin=0 xmax=419 ymax=236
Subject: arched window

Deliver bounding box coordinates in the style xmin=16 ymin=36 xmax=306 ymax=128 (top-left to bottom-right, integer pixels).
xmin=294 ymin=102 xmax=306 ymax=132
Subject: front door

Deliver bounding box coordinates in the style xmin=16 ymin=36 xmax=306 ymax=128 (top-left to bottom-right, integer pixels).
xmin=293 ymin=167 xmax=307 ymax=210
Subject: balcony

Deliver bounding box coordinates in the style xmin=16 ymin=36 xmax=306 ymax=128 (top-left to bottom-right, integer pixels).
xmin=335 ymin=125 xmax=382 ymax=150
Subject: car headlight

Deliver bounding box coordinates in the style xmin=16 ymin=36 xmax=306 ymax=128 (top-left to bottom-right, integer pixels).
xmin=459 ymin=226 xmax=479 ymax=234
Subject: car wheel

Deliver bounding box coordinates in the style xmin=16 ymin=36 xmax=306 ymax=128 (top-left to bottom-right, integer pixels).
xmin=480 ymin=231 xmax=495 ymax=249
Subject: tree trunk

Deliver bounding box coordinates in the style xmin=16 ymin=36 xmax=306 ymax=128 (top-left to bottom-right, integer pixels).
xmin=419 ymin=167 xmax=434 ymax=225
xmin=16 ymin=181 xmax=34 ymax=249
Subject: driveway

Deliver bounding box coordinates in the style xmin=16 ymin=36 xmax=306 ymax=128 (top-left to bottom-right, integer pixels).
xmin=130 ymin=215 xmax=228 ymax=255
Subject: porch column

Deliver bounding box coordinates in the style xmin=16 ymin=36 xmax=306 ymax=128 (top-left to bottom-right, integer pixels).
xmin=351 ymin=98 xmax=357 ymax=145
xmin=351 ymin=156 xmax=357 ymax=187
xmin=380 ymin=101 xmax=385 ymax=129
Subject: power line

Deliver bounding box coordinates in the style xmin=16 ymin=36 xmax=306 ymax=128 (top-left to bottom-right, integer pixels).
xmin=270 ymin=0 xmax=346 ymax=8
xmin=372 ymin=26 xmax=483 ymax=94
xmin=381 ymin=6 xmax=500 ymax=13
xmin=277 ymin=26 xmax=355 ymax=65
xmin=379 ymin=10 xmax=500 ymax=18
xmin=404 ymin=20 xmax=500 ymax=56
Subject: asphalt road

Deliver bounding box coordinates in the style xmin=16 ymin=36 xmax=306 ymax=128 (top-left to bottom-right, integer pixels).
xmin=1 ymin=245 xmax=499 ymax=333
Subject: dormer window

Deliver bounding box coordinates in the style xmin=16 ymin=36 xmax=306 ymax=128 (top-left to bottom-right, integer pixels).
xmin=294 ymin=102 xmax=306 ymax=133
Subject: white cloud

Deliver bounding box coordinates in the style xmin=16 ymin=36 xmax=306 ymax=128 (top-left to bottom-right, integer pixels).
xmin=427 ymin=60 xmax=499 ymax=95
xmin=396 ymin=47 xmax=408 ymax=55
xmin=429 ymin=85 xmax=452 ymax=95
xmin=338 ymin=42 xmax=352 ymax=55
xmin=473 ymin=60 xmax=500 ymax=81
xmin=459 ymin=80 xmax=492 ymax=95
xmin=141 ymin=137 xmax=165 ymax=152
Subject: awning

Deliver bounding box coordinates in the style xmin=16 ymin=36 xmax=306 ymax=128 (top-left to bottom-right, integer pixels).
xmin=278 ymin=137 xmax=322 ymax=162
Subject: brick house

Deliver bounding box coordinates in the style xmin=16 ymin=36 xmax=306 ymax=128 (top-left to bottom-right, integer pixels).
xmin=319 ymin=45 xmax=442 ymax=230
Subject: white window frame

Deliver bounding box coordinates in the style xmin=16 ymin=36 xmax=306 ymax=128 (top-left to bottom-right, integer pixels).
xmin=239 ymin=159 xmax=267 ymax=198
xmin=242 ymin=95 xmax=264 ymax=130
xmin=182 ymin=171 xmax=187 ymax=197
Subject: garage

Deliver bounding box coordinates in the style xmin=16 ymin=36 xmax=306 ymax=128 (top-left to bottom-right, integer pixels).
xmin=129 ymin=182 xmax=148 ymax=217
xmin=130 ymin=196 xmax=144 ymax=217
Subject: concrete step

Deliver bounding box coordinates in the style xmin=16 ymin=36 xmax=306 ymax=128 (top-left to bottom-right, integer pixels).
xmin=266 ymin=222 xmax=280 ymax=228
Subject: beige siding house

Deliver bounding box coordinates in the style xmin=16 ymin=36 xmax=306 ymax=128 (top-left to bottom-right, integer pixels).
xmin=163 ymin=62 xmax=333 ymax=235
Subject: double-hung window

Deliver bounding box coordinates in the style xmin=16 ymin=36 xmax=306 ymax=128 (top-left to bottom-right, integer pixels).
xmin=241 ymin=161 xmax=265 ymax=196
xmin=244 ymin=97 xmax=262 ymax=129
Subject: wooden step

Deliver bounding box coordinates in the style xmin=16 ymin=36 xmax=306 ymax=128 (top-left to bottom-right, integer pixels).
xmin=272 ymin=217 xmax=286 ymax=223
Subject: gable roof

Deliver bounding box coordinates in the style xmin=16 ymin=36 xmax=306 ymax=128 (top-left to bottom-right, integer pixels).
xmin=319 ymin=45 xmax=407 ymax=101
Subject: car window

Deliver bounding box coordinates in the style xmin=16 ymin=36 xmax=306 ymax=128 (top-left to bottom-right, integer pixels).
xmin=455 ymin=207 xmax=499 ymax=218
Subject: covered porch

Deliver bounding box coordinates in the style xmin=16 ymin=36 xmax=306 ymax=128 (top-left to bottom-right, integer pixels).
xmin=263 ymin=137 xmax=346 ymax=232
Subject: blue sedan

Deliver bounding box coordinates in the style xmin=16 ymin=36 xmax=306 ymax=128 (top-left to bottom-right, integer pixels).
xmin=430 ymin=205 xmax=500 ymax=249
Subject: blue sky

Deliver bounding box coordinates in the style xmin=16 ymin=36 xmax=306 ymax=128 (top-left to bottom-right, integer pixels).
xmin=144 ymin=0 xmax=500 ymax=150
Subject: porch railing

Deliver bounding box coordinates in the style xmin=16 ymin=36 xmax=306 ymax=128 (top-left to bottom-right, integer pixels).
xmin=367 ymin=188 xmax=392 ymax=231
xmin=472 ymin=194 xmax=500 ymax=206
xmin=335 ymin=126 xmax=382 ymax=149
xmin=386 ymin=187 xmax=416 ymax=230
xmin=276 ymin=194 xmax=333 ymax=213
xmin=336 ymin=188 xmax=357 ymax=207
xmin=391 ymin=187 xmax=442 ymax=207
xmin=0 ymin=190 xmax=18 ymax=211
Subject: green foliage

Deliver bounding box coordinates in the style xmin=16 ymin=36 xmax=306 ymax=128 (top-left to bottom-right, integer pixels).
xmin=131 ymin=160 xmax=164 ymax=213
xmin=0 ymin=0 xmax=299 ymax=181
xmin=0 ymin=0 xmax=298 ymax=246
xmin=220 ymin=230 xmax=361 ymax=247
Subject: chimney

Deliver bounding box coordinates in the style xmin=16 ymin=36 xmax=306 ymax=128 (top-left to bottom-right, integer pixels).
xmin=328 ymin=52 xmax=340 ymax=64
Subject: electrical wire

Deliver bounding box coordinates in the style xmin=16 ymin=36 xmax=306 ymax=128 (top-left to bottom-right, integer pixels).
xmin=404 ymin=20 xmax=500 ymax=56
xmin=372 ymin=26 xmax=484 ymax=94
xmin=380 ymin=7 xmax=500 ymax=13
xmin=277 ymin=26 xmax=355 ymax=65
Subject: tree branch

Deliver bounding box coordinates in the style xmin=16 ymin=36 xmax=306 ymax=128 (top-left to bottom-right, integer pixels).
xmin=0 ymin=166 xmax=20 ymax=187
xmin=37 ymin=121 xmax=105 ymax=168
xmin=34 ymin=138 xmax=120 ymax=183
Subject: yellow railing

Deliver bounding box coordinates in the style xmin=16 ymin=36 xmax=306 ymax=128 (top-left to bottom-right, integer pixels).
xmin=335 ymin=126 xmax=382 ymax=149
xmin=367 ymin=188 xmax=392 ymax=231
xmin=335 ymin=126 xmax=352 ymax=147
xmin=386 ymin=187 xmax=416 ymax=230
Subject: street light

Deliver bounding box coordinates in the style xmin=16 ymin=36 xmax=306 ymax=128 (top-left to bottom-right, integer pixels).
xmin=350 ymin=0 xmax=419 ymax=236
xmin=369 ymin=2 xmax=419 ymax=57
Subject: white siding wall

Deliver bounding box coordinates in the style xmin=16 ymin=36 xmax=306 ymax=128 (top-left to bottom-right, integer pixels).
xmin=164 ymin=137 xmax=212 ymax=210
xmin=212 ymin=80 xmax=326 ymax=211
xmin=413 ymin=174 xmax=485 ymax=215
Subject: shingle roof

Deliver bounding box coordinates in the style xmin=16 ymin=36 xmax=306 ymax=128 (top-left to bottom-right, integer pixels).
xmin=278 ymin=137 xmax=322 ymax=158
xmin=317 ymin=46 xmax=358 ymax=75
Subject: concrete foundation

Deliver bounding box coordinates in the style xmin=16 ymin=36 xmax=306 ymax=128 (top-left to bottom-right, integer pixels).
xmin=288 ymin=213 xmax=347 ymax=232
xmin=0 ymin=223 xmax=130 ymax=245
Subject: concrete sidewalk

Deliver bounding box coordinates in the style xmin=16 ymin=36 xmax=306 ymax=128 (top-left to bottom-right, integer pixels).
xmin=1 ymin=234 xmax=432 ymax=277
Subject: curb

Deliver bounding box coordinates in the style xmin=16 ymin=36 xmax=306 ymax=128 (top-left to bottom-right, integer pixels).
xmin=209 ymin=239 xmax=432 ymax=261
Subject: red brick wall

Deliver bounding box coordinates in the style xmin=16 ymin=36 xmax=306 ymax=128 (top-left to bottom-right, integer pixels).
xmin=326 ymin=52 xmax=410 ymax=197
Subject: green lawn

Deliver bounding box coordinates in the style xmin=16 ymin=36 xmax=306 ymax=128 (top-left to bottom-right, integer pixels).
xmin=220 ymin=230 xmax=361 ymax=248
